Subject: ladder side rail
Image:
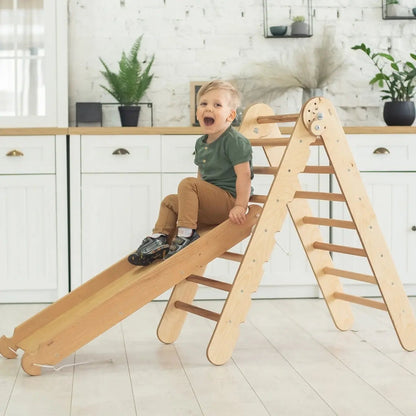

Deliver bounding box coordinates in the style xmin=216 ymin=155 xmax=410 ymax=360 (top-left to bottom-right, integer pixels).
xmin=207 ymin=116 xmax=319 ymax=365
xmin=308 ymin=98 xmax=416 ymax=351
xmin=157 ymin=270 xmax=202 ymax=344
xmin=157 ymin=104 xmax=283 ymax=347
xmin=287 ymin=196 xmax=354 ymax=331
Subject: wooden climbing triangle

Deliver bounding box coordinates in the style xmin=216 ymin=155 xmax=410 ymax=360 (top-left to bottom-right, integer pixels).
xmin=158 ymin=97 xmax=416 ymax=363
xmin=1 ymin=97 xmax=415 ymax=376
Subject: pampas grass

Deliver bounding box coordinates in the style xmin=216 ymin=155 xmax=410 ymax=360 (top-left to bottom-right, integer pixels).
xmin=233 ymin=27 xmax=347 ymax=106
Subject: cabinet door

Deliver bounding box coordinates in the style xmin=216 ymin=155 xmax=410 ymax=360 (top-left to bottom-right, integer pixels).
xmin=80 ymin=173 xmax=161 ymax=283
xmin=161 ymin=135 xmax=199 ymax=173
xmin=331 ymin=172 xmax=416 ymax=295
xmin=254 ymin=173 xmax=323 ymax=298
xmin=0 ymin=175 xmax=58 ymax=302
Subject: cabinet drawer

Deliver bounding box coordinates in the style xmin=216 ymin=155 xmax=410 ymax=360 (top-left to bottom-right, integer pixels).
xmin=161 ymin=135 xmax=198 ymax=172
xmin=0 ymin=136 xmax=55 ymax=174
xmin=81 ymin=135 xmax=161 ymax=173
xmin=346 ymin=134 xmax=416 ymax=171
xmin=161 ymin=135 xmax=271 ymax=173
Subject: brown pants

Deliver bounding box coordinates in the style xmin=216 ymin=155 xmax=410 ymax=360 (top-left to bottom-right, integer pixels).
xmin=153 ymin=177 xmax=235 ymax=237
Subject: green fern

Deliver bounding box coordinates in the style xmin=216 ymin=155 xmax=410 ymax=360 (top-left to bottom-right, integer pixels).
xmin=99 ymin=36 xmax=154 ymax=105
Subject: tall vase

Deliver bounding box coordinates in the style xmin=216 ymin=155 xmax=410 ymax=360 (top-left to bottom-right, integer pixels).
xmin=302 ymin=88 xmax=323 ymax=104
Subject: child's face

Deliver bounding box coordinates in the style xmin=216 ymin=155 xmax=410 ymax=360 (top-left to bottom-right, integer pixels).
xmin=196 ymin=89 xmax=236 ymax=140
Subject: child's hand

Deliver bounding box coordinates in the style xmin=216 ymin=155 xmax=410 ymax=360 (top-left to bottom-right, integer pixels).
xmin=229 ymin=205 xmax=247 ymax=224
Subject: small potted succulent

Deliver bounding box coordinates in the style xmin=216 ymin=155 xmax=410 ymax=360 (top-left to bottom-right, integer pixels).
xmin=385 ymin=0 xmax=410 ymax=17
xmin=99 ymin=35 xmax=154 ymax=126
xmin=386 ymin=0 xmax=401 ymax=16
xmin=352 ymin=42 xmax=416 ymax=125
xmin=291 ymin=15 xmax=309 ymax=36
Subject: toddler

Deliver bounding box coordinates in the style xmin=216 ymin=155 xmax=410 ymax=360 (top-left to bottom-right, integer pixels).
xmin=128 ymin=80 xmax=253 ymax=266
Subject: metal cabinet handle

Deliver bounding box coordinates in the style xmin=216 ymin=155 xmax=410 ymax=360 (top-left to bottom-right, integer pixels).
xmin=412 ymin=226 xmax=416 ymax=232
xmin=112 ymin=148 xmax=130 ymax=155
xmin=6 ymin=149 xmax=24 ymax=157
xmin=373 ymin=147 xmax=390 ymax=155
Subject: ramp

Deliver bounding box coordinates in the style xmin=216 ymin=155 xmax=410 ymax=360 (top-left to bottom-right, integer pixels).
xmin=0 ymin=206 xmax=260 ymax=375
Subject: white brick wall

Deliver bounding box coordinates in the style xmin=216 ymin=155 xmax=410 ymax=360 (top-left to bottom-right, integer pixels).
xmin=68 ymin=0 xmax=416 ymax=127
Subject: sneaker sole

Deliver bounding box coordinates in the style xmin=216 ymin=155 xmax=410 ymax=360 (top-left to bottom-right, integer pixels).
xmin=128 ymin=247 xmax=169 ymax=266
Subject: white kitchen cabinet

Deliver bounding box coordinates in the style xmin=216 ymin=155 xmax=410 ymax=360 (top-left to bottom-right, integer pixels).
xmin=0 ymin=135 xmax=68 ymax=302
xmin=253 ymin=145 xmax=324 ymax=298
xmin=70 ymin=135 xmax=161 ymax=289
xmin=80 ymin=173 xmax=160 ymax=283
xmin=331 ymin=134 xmax=416 ymax=296
xmin=69 ymin=131 xmax=416 ymax=300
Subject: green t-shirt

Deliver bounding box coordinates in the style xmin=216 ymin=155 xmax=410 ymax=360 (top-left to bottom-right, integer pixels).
xmin=194 ymin=126 xmax=253 ymax=198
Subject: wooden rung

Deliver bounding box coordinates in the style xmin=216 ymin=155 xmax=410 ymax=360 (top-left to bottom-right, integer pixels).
xmin=174 ymin=301 xmax=220 ymax=322
xmin=295 ymin=191 xmax=346 ymax=202
xmin=257 ymin=113 xmax=300 ymax=124
xmin=249 ymin=138 xmax=290 ymax=146
xmin=333 ymin=292 xmax=387 ymax=311
xmin=250 ymin=195 xmax=267 ymax=203
xmin=219 ymin=251 xmax=244 ymax=262
xmin=302 ymin=166 xmax=335 ymax=174
xmin=186 ymin=275 xmax=233 ymax=292
xmin=313 ymin=241 xmax=367 ymax=257
xmin=253 ymin=166 xmax=335 ymax=175
xmin=303 ymin=216 xmax=356 ymax=229
xmin=324 ymin=267 xmax=376 ymax=284
xmin=249 ymin=138 xmax=324 ymax=147
xmin=253 ymin=166 xmax=278 ymax=175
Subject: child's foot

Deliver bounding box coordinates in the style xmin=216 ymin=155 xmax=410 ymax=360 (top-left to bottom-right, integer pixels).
xmin=128 ymin=235 xmax=169 ymax=266
xmin=165 ymin=231 xmax=200 ymax=259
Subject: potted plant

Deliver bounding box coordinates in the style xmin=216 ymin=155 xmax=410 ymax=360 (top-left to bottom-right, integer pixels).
xmin=385 ymin=0 xmax=410 ymax=17
xmin=291 ymin=15 xmax=309 ymax=37
xmin=99 ymin=35 xmax=154 ymax=126
xmin=386 ymin=0 xmax=401 ymax=16
xmin=351 ymin=43 xmax=416 ymax=125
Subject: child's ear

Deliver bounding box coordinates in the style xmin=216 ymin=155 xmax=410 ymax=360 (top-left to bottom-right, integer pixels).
xmin=226 ymin=109 xmax=236 ymax=122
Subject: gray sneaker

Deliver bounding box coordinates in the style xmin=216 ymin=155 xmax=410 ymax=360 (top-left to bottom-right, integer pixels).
xmin=128 ymin=235 xmax=169 ymax=266
xmin=165 ymin=231 xmax=200 ymax=260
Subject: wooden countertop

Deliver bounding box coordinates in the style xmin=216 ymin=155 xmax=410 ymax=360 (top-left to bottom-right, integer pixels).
xmin=1 ymin=126 xmax=416 ymax=135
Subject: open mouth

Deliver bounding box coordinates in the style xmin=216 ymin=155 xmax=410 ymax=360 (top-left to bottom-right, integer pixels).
xmin=203 ymin=117 xmax=215 ymax=126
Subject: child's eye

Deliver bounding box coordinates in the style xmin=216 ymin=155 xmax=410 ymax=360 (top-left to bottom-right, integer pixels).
xmin=214 ymin=103 xmax=222 ymax=107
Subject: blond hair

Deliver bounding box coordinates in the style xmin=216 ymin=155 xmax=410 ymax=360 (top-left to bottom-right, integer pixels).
xmin=197 ymin=80 xmax=241 ymax=110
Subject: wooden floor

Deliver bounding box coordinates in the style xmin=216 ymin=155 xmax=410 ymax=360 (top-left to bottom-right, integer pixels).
xmin=1 ymin=297 xmax=416 ymax=416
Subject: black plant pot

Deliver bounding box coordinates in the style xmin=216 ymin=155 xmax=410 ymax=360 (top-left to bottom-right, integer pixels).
xmin=118 ymin=105 xmax=141 ymax=127
xmin=383 ymin=101 xmax=415 ymax=126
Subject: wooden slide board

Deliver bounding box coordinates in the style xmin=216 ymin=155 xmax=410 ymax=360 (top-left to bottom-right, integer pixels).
xmin=0 ymin=205 xmax=261 ymax=375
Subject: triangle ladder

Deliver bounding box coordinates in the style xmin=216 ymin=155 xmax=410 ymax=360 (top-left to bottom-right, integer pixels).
xmin=158 ymin=97 xmax=416 ymax=366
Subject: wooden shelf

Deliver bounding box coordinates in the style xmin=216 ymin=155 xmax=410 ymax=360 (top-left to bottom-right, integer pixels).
xmin=264 ymin=34 xmax=313 ymax=39
xmin=383 ymin=16 xmax=416 ymax=20
xmin=382 ymin=1 xmax=416 ymax=20
xmin=263 ymin=0 xmax=313 ymax=38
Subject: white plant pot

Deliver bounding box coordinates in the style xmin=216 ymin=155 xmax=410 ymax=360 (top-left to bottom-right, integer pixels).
xmin=386 ymin=4 xmax=408 ymax=16
xmin=291 ymin=22 xmax=309 ymax=36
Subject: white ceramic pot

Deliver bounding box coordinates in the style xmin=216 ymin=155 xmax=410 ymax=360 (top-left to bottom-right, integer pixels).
xmin=291 ymin=21 xmax=309 ymax=36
